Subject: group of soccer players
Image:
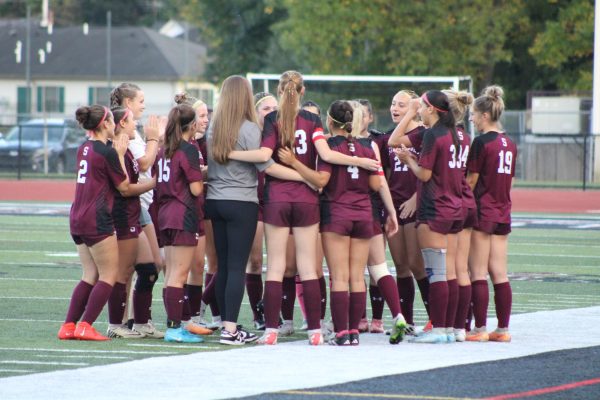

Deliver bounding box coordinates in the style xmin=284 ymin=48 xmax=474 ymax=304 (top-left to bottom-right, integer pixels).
xmin=57 ymin=70 xmax=516 ymax=346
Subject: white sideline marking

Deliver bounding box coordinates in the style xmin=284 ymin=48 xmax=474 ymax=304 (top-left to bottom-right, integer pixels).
xmin=0 ymin=306 xmax=598 ymax=400
xmin=35 ymin=355 xmax=130 ymax=360
xmin=0 ymin=361 xmax=88 ymax=366
xmin=509 ymin=252 xmax=600 ymax=258
xmin=0 ymin=369 xmax=32 ymax=373
xmin=0 ymin=348 xmax=177 ymax=355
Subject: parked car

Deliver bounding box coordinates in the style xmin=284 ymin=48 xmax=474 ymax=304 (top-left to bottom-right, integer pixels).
xmin=0 ymin=119 xmax=87 ymax=173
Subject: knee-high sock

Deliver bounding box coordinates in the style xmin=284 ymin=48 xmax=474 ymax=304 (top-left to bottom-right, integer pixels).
xmin=245 ymin=273 xmax=263 ymax=321
xmin=65 ymin=280 xmax=93 ymax=323
xmin=471 ymin=280 xmax=489 ymax=329
xmin=318 ymin=276 xmax=327 ymax=319
xmin=107 ymin=282 xmax=127 ymax=325
xmin=445 ymin=279 xmax=459 ymax=329
xmin=377 ymin=275 xmax=401 ymax=318
xmin=165 ymin=286 xmax=185 ymax=328
xmin=186 ymin=284 xmax=203 ymax=318
xmin=281 ymin=277 xmax=296 ymax=321
xmin=81 ymin=281 xmax=113 ymax=324
xmin=296 ymin=275 xmax=307 ymax=319
xmin=416 ymin=277 xmax=430 ymax=317
xmin=369 ymin=284 xmax=384 ymax=320
xmin=202 ymin=272 xmax=220 ymax=317
xmin=396 ymin=276 xmax=415 ymax=325
xmin=349 ymin=291 xmax=367 ymax=331
xmin=263 ymin=280 xmax=282 ymax=329
xmin=428 ymin=281 xmax=448 ymax=329
xmin=330 ymin=291 xmax=349 ymax=333
xmin=301 ymin=279 xmax=321 ymax=330
xmin=494 ymin=282 xmax=512 ymax=329
xmin=454 ymin=284 xmax=472 ymax=329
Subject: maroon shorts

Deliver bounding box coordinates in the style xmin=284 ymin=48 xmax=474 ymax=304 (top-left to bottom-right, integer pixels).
xmin=474 ymin=220 xmax=511 ymax=235
xmin=417 ymin=219 xmax=463 ymax=235
xmin=264 ymin=202 xmax=319 ymax=228
xmin=462 ymin=206 xmax=478 ymax=230
xmin=71 ymin=232 xmax=114 ymax=247
xmin=398 ymin=213 xmax=417 ymax=226
xmin=115 ymin=224 xmax=141 ymax=241
xmin=321 ymin=219 xmax=373 ymax=239
xmin=160 ymin=229 xmax=199 ymax=247
xmin=372 ymin=219 xmax=383 ymax=236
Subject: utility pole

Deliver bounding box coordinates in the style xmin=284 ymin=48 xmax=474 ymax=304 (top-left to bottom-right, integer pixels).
xmin=107 ymin=10 xmax=112 ymax=89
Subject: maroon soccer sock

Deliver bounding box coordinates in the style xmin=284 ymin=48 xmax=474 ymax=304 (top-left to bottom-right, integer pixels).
xmin=133 ymin=289 xmax=153 ymax=324
xmin=263 ymin=280 xmax=282 ymax=329
xmin=349 ymin=291 xmax=367 ymax=331
xmin=466 ymin=302 xmax=474 ymax=331
xmin=281 ymin=277 xmax=296 ymax=321
xmin=416 ymin=277 xmax=431 ymax=318
xmin=186 ymin=284 xmax=203 ymax=318
xmin=494 ymin=281 xmax=512 ymax=329
xmin=428 ymin=281 xmax=449 ymax=329
xmin=454 ymin=284 xmax=472 ymax=329
xmin=330 ymin=291 xmax=349 ymax=333
xmin=471 ymin=280 xmax=489 ymax=328
xmin=65 ymin=280 xmax=93 ymax=323
xmin=165 ymin=286 xmax=185 ymax=328
xmin=301 ymin=279 xmax=322 ymax=330
xmin=204 ymin=272 xmax=214 ymax=287
xmin=377 ymin=275 xmax=401 ymax=318
xmin=445 ymin=279 xmax=459 ymax=329
xmin=369 ymin=284 xmax=384 ymax=320
xmin=107 ymin=282 xmax=127 ymax=325
xmin=396 ymin=276 xmax=415 ymax=325
xmin=318 ymin=276 xmax=327 ymax=319
xmin=202 ymin=272 xmax=220 ymax=317
xmin=245 ymin=273 xmax=263 ymax=320
xmin=81 ymin=280 xmax=113 ymax=324
xmin=181 ymin=284 xmax=192 ymax=322
xmin=296 ymin=275 xmax=307 ymax=319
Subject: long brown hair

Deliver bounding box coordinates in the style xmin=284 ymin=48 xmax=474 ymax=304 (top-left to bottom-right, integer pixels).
xmin=164 ymin=104 xmax=196 ymax=159
xmin=211 ymin=75 xmax=257 ymax=164
xmin=277 ymin=70 xmax=303 ymax=149
xmin=110 ymin=82 xmax=141 ymax=107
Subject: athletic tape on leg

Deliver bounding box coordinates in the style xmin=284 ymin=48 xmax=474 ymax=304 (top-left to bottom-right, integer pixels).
xmin=421 ymin=248 xmax=447 ymax=284
xmin=367 ymin=262 xmax=390 ymax=282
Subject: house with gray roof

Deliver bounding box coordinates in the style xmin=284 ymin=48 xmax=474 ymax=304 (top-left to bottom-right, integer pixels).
xmin=0 ymin=19 xmax=216 ymax=124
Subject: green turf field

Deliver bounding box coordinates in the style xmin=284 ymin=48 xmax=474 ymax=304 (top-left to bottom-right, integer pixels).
xmin=0 ymin=214 xmax=598 ymax=378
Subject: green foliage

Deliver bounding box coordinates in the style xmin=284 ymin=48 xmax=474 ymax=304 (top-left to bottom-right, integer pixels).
xmin=529 ymin=0 xmax=594 ymax=90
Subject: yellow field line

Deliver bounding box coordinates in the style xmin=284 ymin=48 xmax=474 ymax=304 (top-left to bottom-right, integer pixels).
xmin=279 ymin=390 xmax=479 ymax=400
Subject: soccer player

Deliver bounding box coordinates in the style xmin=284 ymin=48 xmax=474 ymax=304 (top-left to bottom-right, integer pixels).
xmin=466 ymin=85 xmax=516 ymax=343
xmin=58 ymin=105 xmax=130 ymax=341
xmin=154 ymin=104 xmax=204 ymax=343
xmin=395 ymin=90 xmax=464 ymax=343
xmin=315 ymin=100 xmax=381 ymax=345
xmin=106 ymin=107 xmax=157 ymax=339
xmin=386 ymin=90 xmax=430 ymax=334
xmin=228 ymin=71 xmax=379 ymax=346
xmin=442 ymin=89 xmax=475 ymax=342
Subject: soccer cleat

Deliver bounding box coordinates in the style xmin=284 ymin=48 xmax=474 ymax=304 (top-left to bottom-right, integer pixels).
xmin=238 ymin=326 xmax=258 ymax=343
xmin=466 ymin=328 xmax=489 ymax=342
xmin=219 ymin=329 xmax=244 ymax=345
xmin=299 ymin=319 xmax=308 ymax=331
xmin=370 ymin=319 xmax=384 ymax=334
xmin=405 ymin=324 xmax=417 ymax=337
xmin=328 ymin=330 xmax=351 ymax=346
xmin=308 ymin=329 xmax=324 ymax=345
xmin=423 ymin=320 xmax=433 ymax=332
xmin=278 ymin=320 xmax=295 ymax=336
xmin=389 ymin=314 xmax=408 ymax=344
xmin=253 ymin=319 xmax=266 ymax=330
xmin=133 ymin=321 xmax=165 ymax=339
xmin=57 ymin=322 xmax=76 ymax=340
xmin=107 ymin=324 xmax=146 ymax=339
xmin=409 ymin=328 xmax=448 ymax=344
xmin=321 ymin=320 xmax=334 ymax=337
xmin=447 ymin=329 xmax=456 ymax=343
xmin=164 ymin=327 xmax=204 ymax=343
xmin=489 ymin=329 xmax=511 ymax=343
xmin=358 ymin=318 xmax=369 ymax=333
xmin=349 ymin=329 xmax=360 ymax=346
xmin=257 ymin=328 xmax=278 ymax=345
xmin=183 ymin=321 xmax=214 ymax=335
xmin=205 ymin=316 xmax=223 ymax=331
xmin=74 ymin=322 xmax=110 ymax=341
xmin=454 ymin=328 xmax=466 ymax=342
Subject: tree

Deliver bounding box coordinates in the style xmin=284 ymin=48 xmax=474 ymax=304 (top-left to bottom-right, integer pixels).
xmin=529 ymin=0 xmax=593 ymax=91
xmin=178 ymin=0 xmax=287 ymax=82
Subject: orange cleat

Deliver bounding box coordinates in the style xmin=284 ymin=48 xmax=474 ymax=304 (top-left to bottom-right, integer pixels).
xmin=57 ymin=322 xmax=76 ymax=340
xmin=358 ymin=318 xmax=369 ymax=333
xmin=489 ymin=330 xmax=511 ymax=342
xmin=74 ymin=322 xmax=110 ymax=341
xmin=465 ymin=329 xmax=489 ymax=342
xmin=184 ymin=322 xmax=214 ymax=336
xmin=423 ymin=320 xmax=433 ymax=332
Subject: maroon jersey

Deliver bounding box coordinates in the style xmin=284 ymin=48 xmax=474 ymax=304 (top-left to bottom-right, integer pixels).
xmin=261 ymin=109 xmax=324 ymax=204
xmin=385 ymin=126 xmax=425 ymax=204
xmin=190 ymin=139 xmax=206 ymax=222
xmin=318 ymin=136 xmax=381 ymax=222
xmin=154 ymin=141 xmax=203 ymax=233
xmin=257 ymin=171 xmax=265 ymax=206
xmin=417 ymin=126 xmax=463 ymax=221
xmin=368 ymin=129 xmax=387 ymax=220
xmin=70 ymin=140 xmax=127 ymax=235
xmin=466 ymin=131 xmax=517 ymax=223
xmin=112 ymin=148 xmax=141 ymax=233
xmin=457 ymin=126 xmax=475 ymax=209
xmin=196 ymin=136 xmax=208 ymax=163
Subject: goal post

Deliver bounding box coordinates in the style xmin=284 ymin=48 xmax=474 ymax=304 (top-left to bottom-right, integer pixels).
xmin=247 ymin=73 xmax=473 ymax=132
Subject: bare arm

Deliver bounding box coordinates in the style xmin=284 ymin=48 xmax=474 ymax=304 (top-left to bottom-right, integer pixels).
xmin=189 ymin=181 xmax=203 ymax=197
xmin=395 ymin=145 xmax=432 ymax=182
xmin=278 ymin=147 xmax=330 ymax=189
xmin=466 ymin=171 xmax=479 ymax=191
xmin=229 ymin=147 xmax=273 ymax=163
xmin=388 ymin=99 xmax=419 ymax=148
xmin=314 ymin=139 xmax=379 ymax=171
xmin=121 ymin=177 xmax=156 ymax=197
xmin=113 ymin=134 xmax=130 ymax=194
xmin=136 ymin=116 xmax=160 ymax=172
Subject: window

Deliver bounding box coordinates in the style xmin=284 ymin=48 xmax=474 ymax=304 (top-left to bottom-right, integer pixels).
xmin=186 ymin=88 xmax=214 ymax=107
xmin=88 ymin=87 xmax=111 ymax=106
xmin=36 ymin=86 xmax=65 ymax=113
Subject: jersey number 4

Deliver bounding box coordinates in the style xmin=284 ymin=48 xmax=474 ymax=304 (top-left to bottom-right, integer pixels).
xmin=157 ymin=158 xmax=171 ymax=183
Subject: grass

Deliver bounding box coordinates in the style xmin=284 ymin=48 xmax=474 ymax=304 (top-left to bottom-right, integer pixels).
xmin=0 ymin=214 xmax=599 ymax=378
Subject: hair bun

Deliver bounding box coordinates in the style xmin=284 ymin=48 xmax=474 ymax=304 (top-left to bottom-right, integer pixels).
xmin=483 ymin=85 xmax=504 ymax=100
xmin=457 ymin=91 xmax=474 ymax=106
xmin=174 ymin=92 xmax=188 ymax=104
xmin=75 ymin=106 xmax=91 ymax=126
